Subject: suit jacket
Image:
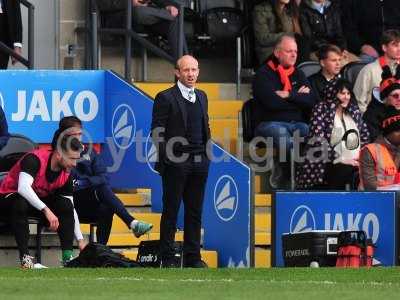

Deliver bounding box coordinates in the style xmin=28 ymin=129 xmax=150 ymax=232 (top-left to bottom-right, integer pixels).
xmin=151 ymin=84 xmax=211 ymax=175
xmin=0 ymin=0 xmax=22 ymax=47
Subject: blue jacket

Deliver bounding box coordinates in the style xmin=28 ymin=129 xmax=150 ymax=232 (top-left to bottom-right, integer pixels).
xmin=71 ymin=147 xmax=109 ymax=190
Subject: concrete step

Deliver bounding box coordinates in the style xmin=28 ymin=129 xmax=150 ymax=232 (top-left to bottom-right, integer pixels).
xmin=80 ymin=213 xmax=162 ymax=234
xmin=255 ymin=194 xmax=271 ymax=207
xmin=107 ymin=231 xmax=184 ymax=247
xmin=255 ymin=213 xmax=271 ymax=232
xmin=255 ymin=232 xmax=271 ymax=246
xmin=210 ymin=119 xmax=238 ymax=154
xmin=115 ymin=193 xmax=150 ymax=207
xmin=255 ymin=248 xmax=271 ymax=268
xmin=122 ymin=249 xmax=218 ymax=268
xmin=208 ymin=101 xmax=243 ymax=119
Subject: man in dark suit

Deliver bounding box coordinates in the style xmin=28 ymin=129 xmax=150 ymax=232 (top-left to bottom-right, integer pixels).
xmin=151 ymin=55 xmax=210 ymax=268
xmin=0 ymin=0 xmax=22 ymax=69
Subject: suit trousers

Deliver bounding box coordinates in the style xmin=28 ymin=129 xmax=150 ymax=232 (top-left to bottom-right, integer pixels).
xmin=159 ymin=153 xmax=209 ymax=264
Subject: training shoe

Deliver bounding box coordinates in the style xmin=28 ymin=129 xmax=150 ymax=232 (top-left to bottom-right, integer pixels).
xmin=21 ymin=254 xmax=34 ymax=269
xmin=21 ymin=254 xmax=48 ymax=269
xmin=132 ymin=220 xmax=153 ymax=238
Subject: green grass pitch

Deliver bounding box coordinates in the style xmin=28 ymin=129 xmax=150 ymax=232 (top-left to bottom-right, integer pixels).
xmin=1 ymin=268 xmax=400 ymax=300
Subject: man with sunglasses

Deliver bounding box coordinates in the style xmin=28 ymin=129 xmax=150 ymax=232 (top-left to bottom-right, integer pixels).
xmin=359 ymin=106 xmax=400 ymax=190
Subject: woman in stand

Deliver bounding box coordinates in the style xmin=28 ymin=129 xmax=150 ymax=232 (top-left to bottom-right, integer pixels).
xmin=296 ymin=79 xmax=370 ymax=189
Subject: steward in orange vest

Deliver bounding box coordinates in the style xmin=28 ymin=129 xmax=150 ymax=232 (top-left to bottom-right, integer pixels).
xmin=359 ymin=106 xmax=400 ymax=190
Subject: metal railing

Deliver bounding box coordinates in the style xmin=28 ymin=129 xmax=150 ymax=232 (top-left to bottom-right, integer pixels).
xmin=0 ymin=0 xmax=35 ymax=69
xmin=88 ymin=0 xmax=185 ymax=81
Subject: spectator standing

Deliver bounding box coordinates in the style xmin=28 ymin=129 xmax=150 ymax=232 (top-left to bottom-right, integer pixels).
xmin=253 ymin=0 xmax=306 ymax=65
xmin=296 ymin=79 xmax=370 ymax=189
xmin=0 ymin=0 xmax=22 ymax=69
xmin=253 ymin=34 xmax=315 ymax=188
xmin=353 ymin=30 xmax=400 ymax=113
xmin=308 ymin=44 xmax=342 ymax=103
xmin=151 ymin=55 xmax=210 ymax=268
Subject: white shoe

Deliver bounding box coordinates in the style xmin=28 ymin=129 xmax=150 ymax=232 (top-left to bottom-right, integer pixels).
xmin=33 ymin=263 xmax=48 ymax=269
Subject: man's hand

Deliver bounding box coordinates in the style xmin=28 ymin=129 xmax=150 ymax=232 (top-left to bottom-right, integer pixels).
xmin=77 ymin=239 xmax=87 ymax=251
xmin=42 ymin=207 xmax=59 ymax=231
xmin=166 ymin=5 xmax=178 ymax=17
xmin=298 ymin=86 xmax=310 ymax=94
xmin=132 ymin=0 xmax=149 ymax=7
xmin=360 ymin=44 xmax=379 ymax=58
xmin=11 ymin=47 xmax=22 ymax=65
xmin=276 ymin=90 xmax=290 ymax=99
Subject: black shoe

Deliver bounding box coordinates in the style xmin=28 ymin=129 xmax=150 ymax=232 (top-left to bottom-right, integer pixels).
xmin=160 ymin=257 xmax=181 ymax=268
xmin=184 ymin=260 xmax=208 ymax=268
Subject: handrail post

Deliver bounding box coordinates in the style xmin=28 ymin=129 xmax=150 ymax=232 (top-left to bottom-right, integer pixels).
xmin=125 ymin=0 xmax=132 ymax=81
xmin=91 ymin=11 xmax=98 ymax=69
xmin=177 ymin=3 xmax=184 ymax=61
xmin=27 ymin=3 xmax=35 ymax=69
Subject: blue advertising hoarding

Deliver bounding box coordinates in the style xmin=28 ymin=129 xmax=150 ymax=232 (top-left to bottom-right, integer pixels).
xmin=0 ymin=70 xmax=105 ymax=142
xmin=100 ymin=71 xmax=252 ymax=267
xmin=273 ymin=192 xmax=398 ymax=266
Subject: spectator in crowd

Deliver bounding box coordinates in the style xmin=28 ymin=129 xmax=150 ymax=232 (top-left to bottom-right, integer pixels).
xmin=359 ymin=106 xmax=400 ymax=190
xmin=308 ymin=44 xmax=342 ymax=103
xmin=253 ymin=0 xmax=307 ymax=65
xmin=151 ymin=55 xmax=210 ymax=268
xmin=296 ymin=79 xmax=370 ymax=189
xmin=353 ymin=29 xmax=400 ymax=113
xmin=341 ymin=0 xmax=400 ymax=61
xmin=299 ymin=0 xmax=346 ymax=54
xmin=0 ymin=0 xmax=22 ymax=69
xmin=253 ymin=34 xmax=315 ymax=188
xmin=58 ymin=116 xmax=153 ymax=245
xmin=0 ymin=130 xmax=82 ymax=268
xmin=363 ymin=66 xmax=400 ymax=142
xmin=96 ymin=0 xmax=187 ymax=61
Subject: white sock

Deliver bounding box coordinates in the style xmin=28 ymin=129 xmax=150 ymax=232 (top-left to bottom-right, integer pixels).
xmin=130 ymin=220 xmax=138 ymax=229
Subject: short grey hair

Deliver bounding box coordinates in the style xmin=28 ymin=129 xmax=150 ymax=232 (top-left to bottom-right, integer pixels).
xmin=274 ymin=33 xmax=296 ymax=51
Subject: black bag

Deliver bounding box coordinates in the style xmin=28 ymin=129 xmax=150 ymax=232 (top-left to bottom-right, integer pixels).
xmin=204 ymin=7 xmax=244 ymax=40
xmin=65 ymin=243 xmax=142 ymax=268
xmin=137 ymin=240 xmax=183 ymax=268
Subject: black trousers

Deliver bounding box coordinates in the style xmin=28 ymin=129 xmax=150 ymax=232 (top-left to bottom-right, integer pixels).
xmin=159 ymin=153 xmax=209 ymax=264
xmin=74 ymin=184 xmax=134 ymax=245
xmin=0 ymin=13 xmax=10 ymax=69
xmin=0 ymin=193 xmax=74 ymax=259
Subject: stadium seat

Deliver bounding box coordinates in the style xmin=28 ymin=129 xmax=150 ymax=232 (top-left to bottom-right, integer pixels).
xmin=0 ymin=134 xmax=37 ymax=172
xmin=341 ymin=61 xmax=368 ymax=88
xmin=241 ymin=99 xmax=256 ymax=143
xmin=297 ymin=61 xmax=321 ymax=78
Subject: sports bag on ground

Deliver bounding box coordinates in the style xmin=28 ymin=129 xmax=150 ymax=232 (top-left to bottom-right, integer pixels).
xmin=65 ymin=242 xmax=142 ymax=268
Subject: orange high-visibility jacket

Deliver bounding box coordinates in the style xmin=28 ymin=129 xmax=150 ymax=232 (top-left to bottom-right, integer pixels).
xmin=359 ymin=143 xmax=400 ymax=189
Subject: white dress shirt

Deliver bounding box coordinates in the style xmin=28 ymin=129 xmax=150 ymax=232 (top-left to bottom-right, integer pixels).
xmin=177 ymin=80 xmax=196 ymax=103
